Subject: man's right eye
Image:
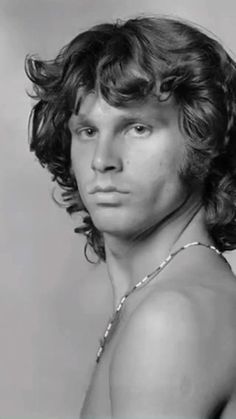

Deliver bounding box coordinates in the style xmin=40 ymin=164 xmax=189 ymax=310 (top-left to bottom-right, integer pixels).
xmin=76 ymin=127 xmax=97 ymax=140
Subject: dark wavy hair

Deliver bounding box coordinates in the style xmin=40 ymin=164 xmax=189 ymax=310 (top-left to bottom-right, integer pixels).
xmin=25 ymin=16 xmax=236 ymax=261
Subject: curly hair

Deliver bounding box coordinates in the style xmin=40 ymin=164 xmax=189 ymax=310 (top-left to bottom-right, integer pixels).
xmin=25 ymin=16 xmax=236 ymax=261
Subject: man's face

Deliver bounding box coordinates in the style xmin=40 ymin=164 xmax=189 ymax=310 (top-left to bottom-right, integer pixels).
xmin=69 ymin=93 xmax=188 ymax=239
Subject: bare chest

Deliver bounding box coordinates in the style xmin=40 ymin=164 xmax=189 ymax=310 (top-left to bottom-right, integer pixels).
xmin=80 ymin=274 xmax=236 ymax=419
xmin=80 ymin=351 xmax=236 ymax=419
xmin=80 ymin=340 xmax=115 ymax=418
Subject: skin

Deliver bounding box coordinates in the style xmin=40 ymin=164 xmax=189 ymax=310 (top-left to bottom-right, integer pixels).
xmin=69 ymin=92 xmax=200 ymax=301
xmin=69 ymin=92 xmax=188 ymax=239
xmin=68 ymin=92 xmax=236 ymax=419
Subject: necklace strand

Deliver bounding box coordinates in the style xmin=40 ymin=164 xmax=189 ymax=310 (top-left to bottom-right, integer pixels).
xmin=96 ymin=241 xmax=221 ymax=363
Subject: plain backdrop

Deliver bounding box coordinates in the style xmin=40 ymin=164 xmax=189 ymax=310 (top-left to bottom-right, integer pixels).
xmin=1 ymin=0 xmax=236 ymax=418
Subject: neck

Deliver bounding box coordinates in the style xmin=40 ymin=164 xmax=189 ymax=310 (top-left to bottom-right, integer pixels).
xmin=104 ymin=195 xmax=213 ymax=308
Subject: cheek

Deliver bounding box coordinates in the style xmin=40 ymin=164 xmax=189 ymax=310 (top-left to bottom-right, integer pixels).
xmin=129 ymin=146 xmax=180 ymax=183
xmin=127 ymin=144 xmax=185 ymax=207
xmin=71 ymin=143 xmax=91 ymax=183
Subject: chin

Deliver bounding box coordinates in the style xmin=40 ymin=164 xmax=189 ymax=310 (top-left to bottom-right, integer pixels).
xmin=92 ymin=215 xmax=125 ymax=235
xmin=90 ymin=208 xmax=151 ymax=239
xmin=90 ymin=207 xmax=127 ymax=233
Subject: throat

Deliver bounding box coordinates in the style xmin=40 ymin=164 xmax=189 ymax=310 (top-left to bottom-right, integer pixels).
xmin=97 ymin=239 xmax=222 ymax=364
xmin=104 ymin=202 xmax=211 ymax=308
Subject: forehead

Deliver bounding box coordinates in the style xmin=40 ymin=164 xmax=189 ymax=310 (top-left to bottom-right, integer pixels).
xmin=71 ymin=91 xmax=179 ymax=124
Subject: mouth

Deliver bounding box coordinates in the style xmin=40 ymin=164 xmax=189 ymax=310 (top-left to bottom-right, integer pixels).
xmin=88 ymin=185 xmax=129 ymax=195
xmin=87 ymin=185 xmax=129 ymax=206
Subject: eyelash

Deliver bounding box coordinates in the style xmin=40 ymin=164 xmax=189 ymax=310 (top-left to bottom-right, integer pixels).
xmin=74 ymin=124 xmax=151 ymax=140
xmin=128 ymin=124 xmax=151 ymax=136
xmin=75 ymin=127 xmax=97 ymax=139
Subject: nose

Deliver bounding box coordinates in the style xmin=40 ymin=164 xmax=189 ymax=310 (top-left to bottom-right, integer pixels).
xmin=91 ymin=137 xmax=123 ymax=173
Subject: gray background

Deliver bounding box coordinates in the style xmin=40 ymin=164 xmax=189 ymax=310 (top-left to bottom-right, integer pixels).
xmin=1 ymin=0 xmax=236 ymax=418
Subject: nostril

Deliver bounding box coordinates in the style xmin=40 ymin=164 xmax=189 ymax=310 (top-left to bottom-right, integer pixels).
xmin=91 ymin=154 xmax=123 ymax=173
xmin=105 ymin=165 xmax=117 ymax=171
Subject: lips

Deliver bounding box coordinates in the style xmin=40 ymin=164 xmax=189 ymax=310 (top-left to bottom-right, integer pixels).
xmin=88 ymin=185 xmax=129 ymax=194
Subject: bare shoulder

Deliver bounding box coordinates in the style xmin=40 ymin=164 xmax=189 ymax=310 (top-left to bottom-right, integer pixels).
xmin=112 ymin=285 xmax=236 ymax=368
xmin=115 ymin=273 xmax=236 ymax=355
xmin=110 ymin=284 xmax=236 ymax=418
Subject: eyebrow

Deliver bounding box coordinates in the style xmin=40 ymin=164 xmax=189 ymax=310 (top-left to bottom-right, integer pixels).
xmin=71 ymin=109 xmax=162 ymax=125
xmin=71 ymin=114 xmax=93 ymax=125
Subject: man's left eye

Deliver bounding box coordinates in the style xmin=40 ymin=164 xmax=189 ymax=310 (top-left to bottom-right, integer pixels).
xmin=128 ymin=125 xmax=151 ymax=137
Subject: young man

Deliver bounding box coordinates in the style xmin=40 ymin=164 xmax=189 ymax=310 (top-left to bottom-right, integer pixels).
xmin=26 ymin=16 xmax=236 ymax=419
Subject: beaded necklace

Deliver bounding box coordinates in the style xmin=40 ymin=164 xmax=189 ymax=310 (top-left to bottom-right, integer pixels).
xmin=96 ymin=241 xmax=221 ymax=363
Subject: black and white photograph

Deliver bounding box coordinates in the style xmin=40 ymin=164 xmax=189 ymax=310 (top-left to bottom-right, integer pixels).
xmin=1 ymin=0 xmax=236 ymax=418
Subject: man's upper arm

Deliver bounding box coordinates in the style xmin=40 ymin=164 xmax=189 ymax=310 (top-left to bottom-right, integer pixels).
xmin=109 ymin=291 xmax=217 ymax=419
